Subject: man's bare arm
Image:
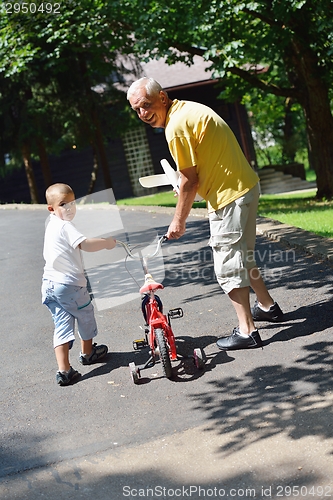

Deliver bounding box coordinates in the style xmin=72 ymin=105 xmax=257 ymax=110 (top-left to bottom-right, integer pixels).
xmin=167 ymin=166 xmax=199 ymax=239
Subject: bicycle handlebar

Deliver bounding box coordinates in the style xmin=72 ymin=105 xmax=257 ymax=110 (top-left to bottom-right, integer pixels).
xmin=116 ymin=234 xmax=168 ymax=261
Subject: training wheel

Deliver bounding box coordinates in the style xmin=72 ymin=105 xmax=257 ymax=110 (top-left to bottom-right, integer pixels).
xmin=193 ymin=348 xmax=205 ymax=370
xmin=129 ymin=362 xmax=141 ymax=384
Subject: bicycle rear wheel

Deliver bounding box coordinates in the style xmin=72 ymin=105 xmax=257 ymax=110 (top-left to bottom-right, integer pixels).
xmin=155 ymin=328 xmax=173 ymax=379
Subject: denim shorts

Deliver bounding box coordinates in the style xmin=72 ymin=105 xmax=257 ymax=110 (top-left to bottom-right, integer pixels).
xmin=208 ymin=183 xmax=259 ymax=294
xmin=42 ymin=280 xmax=98 ymax=348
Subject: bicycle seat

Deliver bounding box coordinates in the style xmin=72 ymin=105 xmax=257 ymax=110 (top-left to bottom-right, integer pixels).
xmin=140 ymin=273 xmax=164 ymax=293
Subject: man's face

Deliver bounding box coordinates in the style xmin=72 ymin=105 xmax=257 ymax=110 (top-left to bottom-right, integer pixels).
xmin=129 ymin=87 xmax=169 ymax=128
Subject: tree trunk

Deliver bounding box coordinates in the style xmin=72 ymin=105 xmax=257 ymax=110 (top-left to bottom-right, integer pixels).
xmin=302 ymin=86 xmax=333 ymax=199
xmin=21 ymin=142 xmax=39 ymax=204
xmin=288 ymin=40 xmax=333 ymax=199
xmin=87 ymin=145 xmax=99 ymax=195
xmin=37 ymin=137 xmax=52 ymax=188
xmin=78 ymin=54 xmax=113 ymax=192
xmin=282 ymin=98 xmax=297 ymax=163
xmin=92 ymin=108 xmax=112 ymax=190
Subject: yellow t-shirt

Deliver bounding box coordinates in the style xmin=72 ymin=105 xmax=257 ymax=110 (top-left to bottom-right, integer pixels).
xmin=165 ymin=99 xmax=259 ymax=212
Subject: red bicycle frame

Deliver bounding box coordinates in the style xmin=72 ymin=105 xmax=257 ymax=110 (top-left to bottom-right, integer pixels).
xmin=142 ymin=289 xmax=177 ymax=361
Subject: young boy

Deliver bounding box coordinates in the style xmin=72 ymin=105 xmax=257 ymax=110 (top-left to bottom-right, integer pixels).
xmin=42 ymin=183 xmax=117 ymax=386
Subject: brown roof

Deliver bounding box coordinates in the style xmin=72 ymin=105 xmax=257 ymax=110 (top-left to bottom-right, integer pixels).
xmin=140 ymin=55 xmax=214 ymax=90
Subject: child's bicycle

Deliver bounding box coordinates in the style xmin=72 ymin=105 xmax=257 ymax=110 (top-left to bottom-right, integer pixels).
xmin=117 ymin=235 xmax=205 ymax=384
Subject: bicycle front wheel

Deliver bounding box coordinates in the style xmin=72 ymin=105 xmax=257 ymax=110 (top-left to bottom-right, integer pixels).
xmin=155 ymin=328 xmax=173 ymax=379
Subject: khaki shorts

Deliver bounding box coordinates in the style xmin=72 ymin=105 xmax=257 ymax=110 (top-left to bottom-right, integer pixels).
xmin=208 ymin=183 xmax=259 ymax=294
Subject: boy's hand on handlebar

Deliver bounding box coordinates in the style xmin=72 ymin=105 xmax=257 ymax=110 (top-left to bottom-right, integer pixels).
xmin=105 ymin=236 xmax=117 ymax=250
xmin=80 ymin=236 xmax=117 ymax=252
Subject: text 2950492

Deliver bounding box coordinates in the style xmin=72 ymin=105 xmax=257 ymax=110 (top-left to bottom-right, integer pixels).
xmin=4 ymin=3 xmax=61 ymax=14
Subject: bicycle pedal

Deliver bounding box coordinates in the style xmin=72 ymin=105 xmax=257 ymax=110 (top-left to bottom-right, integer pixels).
xmin=133 ymin=339 xmax=147 ymax=350
xmin=168 ymin=307 xmax=183 ymax=319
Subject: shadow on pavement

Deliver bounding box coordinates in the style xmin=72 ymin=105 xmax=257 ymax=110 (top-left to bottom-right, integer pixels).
xmin=187 ymin=339 xmax=333 ymax=456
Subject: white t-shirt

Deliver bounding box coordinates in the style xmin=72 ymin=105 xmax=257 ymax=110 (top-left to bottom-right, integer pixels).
xmin=43 ymin=214 xmax=87 ymax=286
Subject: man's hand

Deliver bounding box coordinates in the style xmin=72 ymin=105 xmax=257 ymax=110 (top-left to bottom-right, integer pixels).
xmin=166 ymin=219 xmax=186 ymax=239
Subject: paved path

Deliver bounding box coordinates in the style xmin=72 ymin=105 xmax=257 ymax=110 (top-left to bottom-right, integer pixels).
xmin=1 ymin=205 xmax=333 ymax=500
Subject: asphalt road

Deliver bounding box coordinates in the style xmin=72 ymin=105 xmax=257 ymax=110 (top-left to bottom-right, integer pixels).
xmin=1 ymin=205 xmax=333 ymax=500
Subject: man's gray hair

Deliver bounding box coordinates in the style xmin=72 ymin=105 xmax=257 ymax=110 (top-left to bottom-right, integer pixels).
xmin=127 ymin=77 xmax=166 ymax=100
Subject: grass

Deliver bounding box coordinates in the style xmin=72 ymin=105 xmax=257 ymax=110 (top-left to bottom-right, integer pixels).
xmin=118 ymin=191 xmax=206 ymax=209
xmin=258 ymin=191 xmax=333 ymax=238
xmin=117 ymin=189 xmax=333 ymax=239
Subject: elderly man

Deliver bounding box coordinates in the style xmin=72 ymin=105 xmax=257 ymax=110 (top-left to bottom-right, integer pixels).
xmin=127 ymin=77 xmax=283 ymax=351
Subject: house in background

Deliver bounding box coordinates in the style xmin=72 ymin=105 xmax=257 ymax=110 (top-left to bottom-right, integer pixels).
xmin=0 ymin=56 xmax=256 ymax=204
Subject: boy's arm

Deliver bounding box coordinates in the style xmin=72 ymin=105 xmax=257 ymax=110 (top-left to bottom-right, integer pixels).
xmin=79 ymin=236 xmax=117 ymax=252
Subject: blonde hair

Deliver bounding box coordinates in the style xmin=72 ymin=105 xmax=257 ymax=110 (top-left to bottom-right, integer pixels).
xmin=45 ymin=183 xmax=73 ymax=205
xmin=127 ymin=77 xmax=166 ymax=100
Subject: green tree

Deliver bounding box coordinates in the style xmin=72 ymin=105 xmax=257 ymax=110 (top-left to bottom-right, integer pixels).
xmin=0 ymin=0 xmax=136 ymax=202
xmin=123 ymin=0 xmax=333 ymax=199
xmin=243 ymin=91 xmax=307 ymax=167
